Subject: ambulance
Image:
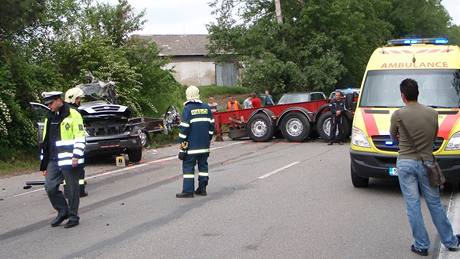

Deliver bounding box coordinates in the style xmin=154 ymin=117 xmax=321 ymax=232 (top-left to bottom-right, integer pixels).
xmin=350 ymin=38 xmax=460 ymax=187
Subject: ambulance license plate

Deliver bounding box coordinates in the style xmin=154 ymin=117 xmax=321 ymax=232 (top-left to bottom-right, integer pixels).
xmin=388 ymin=167 xmax=398 ymax=176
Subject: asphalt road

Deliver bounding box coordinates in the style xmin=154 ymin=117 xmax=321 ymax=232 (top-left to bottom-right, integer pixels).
xmin=0 ymin=139 xmax=457 ymax=259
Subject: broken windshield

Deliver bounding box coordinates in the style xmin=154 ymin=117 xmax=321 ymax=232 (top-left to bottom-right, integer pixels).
xmin=77 ymin=81 xmax=118 ymax=104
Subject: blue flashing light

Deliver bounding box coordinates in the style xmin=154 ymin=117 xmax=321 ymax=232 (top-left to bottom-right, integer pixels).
xmin=385 ymin=141 xmax=394 ymax=146
xmin=388 ymin=37 xmax=449 ymax=46
xmin=435 ymin=38 xmax=449 ymax=44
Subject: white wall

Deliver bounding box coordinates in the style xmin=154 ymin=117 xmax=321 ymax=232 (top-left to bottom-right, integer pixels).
xmin=166 ymin=60 xmax=215 ymax=86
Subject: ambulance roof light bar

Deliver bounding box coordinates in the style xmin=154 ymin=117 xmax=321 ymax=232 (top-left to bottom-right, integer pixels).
xmin=387 ymin=37 xmax=449 ymax=46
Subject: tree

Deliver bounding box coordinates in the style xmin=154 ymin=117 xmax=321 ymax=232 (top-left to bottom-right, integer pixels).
xmin=0 ymin=0 xmax=181 ymax=161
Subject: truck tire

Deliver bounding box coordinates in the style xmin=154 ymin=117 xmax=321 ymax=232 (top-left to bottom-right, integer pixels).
xmin=316 ymin=112 xmax=351 ymax=141
xmin=247 ymin=113 xmax=274 ymax=142
xmin=279 ymin=113 xmax=310 ymax=142
xmin=128 ymin=148 xmax=143 ymax=163
xmin=351 ymin=164 xmax=369 ymax=188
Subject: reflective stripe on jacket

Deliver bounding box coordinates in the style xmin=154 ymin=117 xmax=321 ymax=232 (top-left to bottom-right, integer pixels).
xmin=40 ymin=104 xmax=86 ymax=170
xmin=179 ymin=100 xmax=214 ymax=154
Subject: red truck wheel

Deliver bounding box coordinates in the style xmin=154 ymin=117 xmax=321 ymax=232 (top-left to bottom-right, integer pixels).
xmin=279 ymin=113 xmax=310 ymax=142
xmin=247 ymin=113 xmax=274 ymax=142
xmin=316 ymin=112 xmax=351 ymax=142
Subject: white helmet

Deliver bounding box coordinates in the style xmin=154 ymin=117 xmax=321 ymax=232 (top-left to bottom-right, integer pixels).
xmin=186 ymin=85 xmax=200 ymax=101
xmin=65 ymin=87 xmax=85 ymax=104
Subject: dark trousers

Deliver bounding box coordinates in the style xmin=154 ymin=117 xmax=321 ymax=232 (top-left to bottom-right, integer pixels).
xmin=45 ymin=161 xmax=80 ymax=221
xmin=64 ymin=167 xmax=86 ymax=197
xmin=329 ymin=115 xmax=343 ymax=142
xmin=182 ymin=153 xmax=209 ymax=193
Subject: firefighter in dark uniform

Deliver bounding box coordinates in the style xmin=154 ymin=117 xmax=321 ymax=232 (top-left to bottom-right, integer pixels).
xmin=40 ymin=91 xmax=86 ymax=228
xmin=64 ymin=87 xmax=88 ymax=197
xmin=176 ymin=85 xmax=214 ymax=198
xmin=328 ymin=90 xmax=346 ymax=145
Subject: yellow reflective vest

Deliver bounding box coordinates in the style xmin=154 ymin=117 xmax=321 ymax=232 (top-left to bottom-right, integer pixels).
xmin=40 ymin=104 xmax=86 ymax=170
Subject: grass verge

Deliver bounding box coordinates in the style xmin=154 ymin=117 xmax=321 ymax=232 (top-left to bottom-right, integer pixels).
xmin=0 ymin=154 xmax=38 ymax=177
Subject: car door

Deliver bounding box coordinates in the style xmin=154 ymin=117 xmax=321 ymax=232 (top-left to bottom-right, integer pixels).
xmin=29 ymin=102 xmax=50 ymax=144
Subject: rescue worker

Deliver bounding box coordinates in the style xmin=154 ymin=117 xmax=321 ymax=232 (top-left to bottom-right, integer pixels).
xmin=177 ymin=85 xmax=214 ymax=198
xmin=328 ymin=90 xmax=345 ymax=145
xmin=226 ymin=96 xmax=240 ymax=111
xmin=64 ymin=87 xmax=88 ymax=197
xmin=40 ymin=91 xmax=86 ymax=228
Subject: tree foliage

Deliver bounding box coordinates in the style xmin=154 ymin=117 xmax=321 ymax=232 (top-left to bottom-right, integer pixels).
xmin=208 ymin=0 xmax=460 ymax=94
xmin=0 ymin=0 xmax=180 ymax=161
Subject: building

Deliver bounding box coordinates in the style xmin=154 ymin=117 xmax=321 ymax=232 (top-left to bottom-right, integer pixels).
xmin=137 ymin=34 xmax=239 ymax=86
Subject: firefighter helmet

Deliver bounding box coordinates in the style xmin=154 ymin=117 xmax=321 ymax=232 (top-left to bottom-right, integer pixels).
xmin=65 ymin=87 xmax=85 ymax=104
xmin=186 ymin=85 xmax=200 ymax=100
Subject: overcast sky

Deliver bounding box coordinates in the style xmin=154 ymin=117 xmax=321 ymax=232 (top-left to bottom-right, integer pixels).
xmin=104 ymin=0 xmax=459 ymax=35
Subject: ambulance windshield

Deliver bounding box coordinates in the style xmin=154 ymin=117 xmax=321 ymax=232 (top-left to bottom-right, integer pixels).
xmin=360 ymin=69 xmax=460 ymax=108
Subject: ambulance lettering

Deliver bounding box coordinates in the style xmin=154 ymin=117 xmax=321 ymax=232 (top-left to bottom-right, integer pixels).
xmin=380 ymin=62 xmax=448 ymax=69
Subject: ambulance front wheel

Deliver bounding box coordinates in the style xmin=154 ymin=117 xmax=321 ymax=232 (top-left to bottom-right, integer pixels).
xmin=351 ymin=164 xmax=369 ymax=188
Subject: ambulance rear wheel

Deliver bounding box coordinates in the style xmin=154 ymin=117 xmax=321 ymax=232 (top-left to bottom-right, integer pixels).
xmin=280 ymin=113 xmax=310 ymax=142
xmin=351 ymin=164 xmax=369 ymax=188
xmin=247 ymin=113 xmax=274 ymax=142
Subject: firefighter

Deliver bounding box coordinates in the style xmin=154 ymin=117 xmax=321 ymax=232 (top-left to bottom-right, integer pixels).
xmin=176 ymin=85 xmax=214 ymax=198
xmin=40 ymin=91 xmax=86 ymax=228
xmin=64 ymin=87 xmax=88 ymax=197
xmin=328 ymin=90 xmax=345 ymax=145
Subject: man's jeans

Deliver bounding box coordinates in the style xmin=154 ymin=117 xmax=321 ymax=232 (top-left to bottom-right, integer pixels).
xmin=397 ymin=159 xmax=457 ymax=249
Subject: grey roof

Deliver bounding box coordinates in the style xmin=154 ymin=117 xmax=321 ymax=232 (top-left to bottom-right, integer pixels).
xmin=136 ymin=34 xmax=209 ymax=56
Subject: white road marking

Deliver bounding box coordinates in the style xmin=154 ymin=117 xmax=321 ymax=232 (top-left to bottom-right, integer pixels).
xmin=438 ymin=192 xmax=460 ymax=259
xmin=258 ymin=161 xmax=300 ymax=179
xmin=10 ymin=141 xmax=244 ymax=199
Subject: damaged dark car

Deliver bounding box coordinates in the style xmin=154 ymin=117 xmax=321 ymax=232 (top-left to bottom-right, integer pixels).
xmin=30 ymin=80 xmax=166 ymax=163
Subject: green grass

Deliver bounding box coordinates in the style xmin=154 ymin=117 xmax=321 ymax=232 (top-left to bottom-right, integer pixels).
xmin=199 ymin=85 xmax=251 ymax=100
xmin=0 ymin=154 xmax=38 ymax=176
xmin=148 ymin=128 xmax=180 ymax=148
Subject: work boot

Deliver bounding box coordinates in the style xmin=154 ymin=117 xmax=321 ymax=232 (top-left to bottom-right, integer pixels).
xmin=64 ymin=220 xmax=79 ymax=229
xmin=50 ymin=212 xmax=69 ymax=227
xmin=176 ymin=192 xmax=194 ymax=198
xmin=328 ymin=142 xmax=334 ymax=145
xmin=195 ymin=188 xmax=207 ymax=196
xmin=80 ymin=186 xmax=88 ymax=197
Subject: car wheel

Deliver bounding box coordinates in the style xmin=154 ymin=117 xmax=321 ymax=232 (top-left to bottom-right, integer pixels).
xmin=139 ymin=131 xmax=149 ymax=148
xmin=279 ymin=113 xmax=310 ymax=142
xmin=247 ymin=113 xmax=274 ymax=142
xmin=351 ymin=164 xmax=369 ymax=188
xmin=128 ymin=148 xmax=142 ymax=163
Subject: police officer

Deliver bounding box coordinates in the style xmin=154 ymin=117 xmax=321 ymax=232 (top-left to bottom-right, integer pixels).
xmin=40 ymin=91 xmax=86 ymax=228
xmin=64 ymin=87 xmax=88 ymax=197
xmin=176 ymin=85 xmax=214 ymax=198
xmin=328 ymin=90 xmax=345 ymax=145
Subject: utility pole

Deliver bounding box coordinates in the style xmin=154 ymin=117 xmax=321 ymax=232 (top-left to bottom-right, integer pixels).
xmin=274 ymin=0 xmax=283 ymax=24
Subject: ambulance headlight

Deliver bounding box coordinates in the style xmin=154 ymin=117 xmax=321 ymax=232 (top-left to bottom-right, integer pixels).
xmin=445 ymin=132 xmax=460 ymax=151
xmin=351 ymin=127 xmax=370 ymax=148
